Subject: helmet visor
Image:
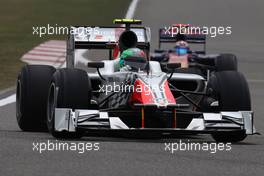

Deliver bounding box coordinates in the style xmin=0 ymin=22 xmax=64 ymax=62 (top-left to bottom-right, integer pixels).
xmin=175 ymin=47 xmax=188 ymax=55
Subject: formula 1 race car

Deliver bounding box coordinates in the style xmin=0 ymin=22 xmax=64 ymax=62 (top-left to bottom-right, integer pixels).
xmin=151 ymin=24 xmax=238 ymax=76
xmin=16 ymin=19 xmax=256 ymax=142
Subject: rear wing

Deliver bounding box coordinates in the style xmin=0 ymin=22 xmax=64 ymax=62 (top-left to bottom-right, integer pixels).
xmin=158 ymin=27 xmax=206 ymax=53
xmin=70 ymin=26 xmax=150 ymax=49
xmin=66 ymin=26 xmax=151 ymax=67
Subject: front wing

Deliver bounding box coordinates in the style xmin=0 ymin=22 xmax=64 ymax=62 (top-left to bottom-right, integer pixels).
xmin=54 ymin=108 xmax=256 ymax=135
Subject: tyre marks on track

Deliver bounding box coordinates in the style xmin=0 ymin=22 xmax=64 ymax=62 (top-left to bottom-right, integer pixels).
xmin=21 ymin=40 xmax=66 ymax=68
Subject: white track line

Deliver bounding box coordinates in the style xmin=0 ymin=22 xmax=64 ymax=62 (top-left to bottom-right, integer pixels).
xmin=0 ymin=0 xmax=140 ymax=107
xmin=0 ymin=94 xmax=16 ymax=107
xmin=125 ymin=0 xmax=139 ymax=19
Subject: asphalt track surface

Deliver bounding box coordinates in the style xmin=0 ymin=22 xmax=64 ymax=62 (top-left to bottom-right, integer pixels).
xmin=1 ymin=0 xmax=264 ymax=175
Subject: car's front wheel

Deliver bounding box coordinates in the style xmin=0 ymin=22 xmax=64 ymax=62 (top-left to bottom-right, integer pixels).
xmin=215 ymin=53 xmax=237 ymax=71
xmin=47 ymin=68 xmax=92 ymax=139
xmin=16 ymin=65 xmax=55 ymax=131
xmin=207 ymin=71 xmax=251 ymax=142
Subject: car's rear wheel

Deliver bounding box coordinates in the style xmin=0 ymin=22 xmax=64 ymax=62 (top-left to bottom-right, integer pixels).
xmin=47 ymin=68 xmax=92 ymax=138
xmin=207 ymin=71 xmax=251 ymax=142
xmin=215 ymin=53 xmax=237 ymax=71
xmin=16 ymin=65 xmax=55 ymax=131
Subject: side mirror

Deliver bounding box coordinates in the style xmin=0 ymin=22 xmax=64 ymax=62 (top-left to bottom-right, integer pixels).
xmin=166 ymin=63 xmax=181 ymax=70
xmin=87 ymin=62 xmax=104 ymax=69
xmin=87 ymin=62 xmax=105 ymax=80
xmin=167 ymin=63 xmax=181 ymax=80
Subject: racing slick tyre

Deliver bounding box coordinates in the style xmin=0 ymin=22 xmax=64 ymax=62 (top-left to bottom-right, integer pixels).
xmin=215 ymin=54 xmax=237 ymax=71
xmin=16 ymin=65 xmax=56 ymax=131
xmin=47 ymin=68 xmax=92 ymax=139
xmin=207 ymin=71 xmax=251 ymax=142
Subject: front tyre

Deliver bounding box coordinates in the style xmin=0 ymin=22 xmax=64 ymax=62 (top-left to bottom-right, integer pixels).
xmin=207 ymin=71 xmax=251 ymax=142
xmin=16 ymin=65 xmax=55 ymax=131
xmin=47 ymin=68 xmax=92 ymax=139
xmin=215 ymin=53 xmax=237 ymax=71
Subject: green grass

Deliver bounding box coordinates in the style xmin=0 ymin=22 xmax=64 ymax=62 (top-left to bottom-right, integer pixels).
xmin=0 ymin=0 xmax=130 ymax=90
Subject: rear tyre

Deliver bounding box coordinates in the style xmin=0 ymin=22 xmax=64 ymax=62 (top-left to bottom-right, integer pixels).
xmin=215 ymin=53 xmax=237 ymax=71
xmin=16 ymin=65 xmax=55 ymax=131
xmin=207 ymin=71 xmax=251 ymax=142
xmin=47 ymin=68 xmax=92 ymax=139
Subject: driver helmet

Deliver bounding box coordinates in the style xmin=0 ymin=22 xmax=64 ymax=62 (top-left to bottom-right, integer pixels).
xmin=174 ymin=41 xmax=189 ymax=55
xmin=119 ymin=48 xmax=146 ymax=68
